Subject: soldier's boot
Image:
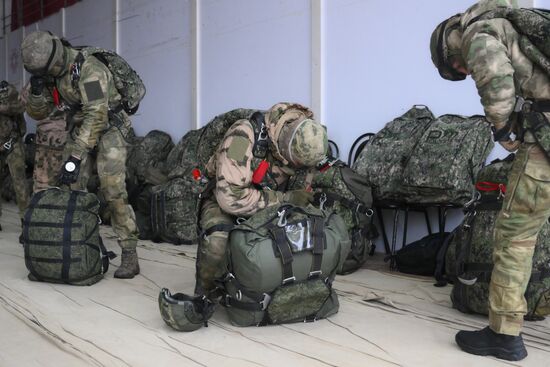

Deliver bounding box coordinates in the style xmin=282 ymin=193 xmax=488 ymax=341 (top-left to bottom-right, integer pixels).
xmin=455 ymin=327 xmax=527 ymax=361
xmin=114 ymin=248 xmax=140 ymax=279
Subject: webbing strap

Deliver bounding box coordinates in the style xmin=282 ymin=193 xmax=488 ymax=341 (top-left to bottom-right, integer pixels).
xmin=309 ymin=217 xmax=324 ymax=278
xmin=201 ymin=224 xmax=234 ymax=238
xmin=23 ymin=190 xmax=48 ymax=281
xmin=61 ymin=192 xmax=78 ymax=281
xmin=271 ymin=227 xmax=294 ymax=284
xmin=531 ymin=100 xmax=550 ymax=112
xmin=97 ymin=237 xmax=116 ymax=274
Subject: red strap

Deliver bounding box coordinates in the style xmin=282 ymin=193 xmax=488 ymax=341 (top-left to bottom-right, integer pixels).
xmin=476 ymin=181 xmax=506 ymax=193
xmin=52 ymin=87 xmax=60 ymax=107
xmin=252 ymin=160 xmax=269 ymax=185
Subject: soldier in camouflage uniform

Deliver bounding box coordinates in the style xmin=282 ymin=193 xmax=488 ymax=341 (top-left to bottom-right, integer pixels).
xmin=0 ymin=81 xmax=30 ymax=226
xmin=431 ymin=0 xmax=550 ymax=361
xmin=195 ymin=102 xmax=328 ymax=295
xmin=21 ymin=31 xmax=140 ymax=279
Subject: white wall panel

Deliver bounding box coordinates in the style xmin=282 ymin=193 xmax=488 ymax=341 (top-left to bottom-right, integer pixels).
xmin=199 ymin=0 xmax=311 ymax=124
xmin=118 ymin=0 xmax=193 ymax=139
xmin=24 ymin=11 xmax=63 ymax=36
xmin=6 ymin=27 xmax=22 ymax=88
xmin=65 ymin=0 xmax=114 ymax=49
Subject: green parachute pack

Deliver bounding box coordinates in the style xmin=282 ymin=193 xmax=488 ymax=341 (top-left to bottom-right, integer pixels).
xmin=76 ymin=46 xmax=146 ymax=115
xmin=466 ymin=7 xmax=550 ymax=159
xmin=220 ymin=204 xmax=350 ymax=326
xmin=150 ymin=108 xmax=262 ymax=245
xmin=22 ymin=189 xmax=115 ymax=286
xmin=288 ymin=160 xmax=377 ymax=274
xmin=353 ymin=106 xmax=493 ymax=205
xmin=443 ymin=155 xmax=550 ymax=319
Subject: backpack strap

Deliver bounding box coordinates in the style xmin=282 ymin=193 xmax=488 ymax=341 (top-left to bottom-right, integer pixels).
xmin=309 ymin=217 xmax=325 ymax=279
xmin=271 ymin=226 xmax=295 ymax=284
xmin=97 ymin=237 xmax=116 ymax=274
xmin=434 ymin=227 xmax=459 ymax=286
xmin=249 ymin=111 xmax=269 ymax=159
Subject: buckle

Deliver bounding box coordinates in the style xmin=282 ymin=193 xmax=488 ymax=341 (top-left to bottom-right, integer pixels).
xmin=457 ymin=276 xmax=478 ymax=286
xmin=514 ymin=96 xmax=533 ymax=114
xmin=235 ymin=290 xmax=242 ymax=301
xmin=282 ymin=276 xmax=296 ymax=285
xmin=259 ymin=293 xmax=271 ymax=311
xmin=2 ymin=138 xmax=12 ymax=151
xmin=308 ymin=270 xmax=322 ymax=278
xmin=277 ymin=209 xmax=288 ymax=227
xmin=355 ymin=203 xmax=374 ymax=217
xmin=319 ymin=193 xmax=327 ymax=210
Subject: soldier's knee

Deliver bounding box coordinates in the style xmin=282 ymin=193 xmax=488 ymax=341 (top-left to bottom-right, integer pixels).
xmin=100 ymin=175 xmax=127 ymax=201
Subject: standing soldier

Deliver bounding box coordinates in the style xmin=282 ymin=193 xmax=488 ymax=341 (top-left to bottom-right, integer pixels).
xmin=430 ymin=0 xmax=550 ymax=361
xmin=195 ymin=102 xmax=328 ymax=296
xmin=0 ymin=80 xmax=30 ymax=229
xmin=21 ymin=31 xmax=141 ymax=279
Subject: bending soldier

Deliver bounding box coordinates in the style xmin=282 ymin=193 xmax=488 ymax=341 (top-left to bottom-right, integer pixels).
xmin=0 ymin=81 xmax=30 ymax=228
xmin=21 ymin=31 xmax=140 ymax=279
xmin=195 ymin=102 xmax=328 ymax=295
xmin=431 ymin=0 xmax=550 ymax=361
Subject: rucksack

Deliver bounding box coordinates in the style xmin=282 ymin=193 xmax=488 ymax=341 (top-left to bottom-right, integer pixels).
xmin=442 ymin=155 xmax=550 ymax=319
xmin=392 ymin=233 xmax=450 ymax=276
xmin=400 ymin=114 xmax=493 ymax=205
xmin=150 ymin=109 xmax=265 ymax=245
xmin=352 ymin=105 xmax=435 ymax=203
xmin=76 ymin=47 xmax=146 ymax=115
xmin=287 ymin=159 xmax=377 ymax=275
xmin=220 ymin=204 xmax=350 ymax=326
xmin=22 ymin=188 xmax=116 ymax=286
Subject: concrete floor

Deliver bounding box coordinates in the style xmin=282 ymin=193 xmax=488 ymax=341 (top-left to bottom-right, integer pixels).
xmin=0 ymin=202 xmax=548 ymax=367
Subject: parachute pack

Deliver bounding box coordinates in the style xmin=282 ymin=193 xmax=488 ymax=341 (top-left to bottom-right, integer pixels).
xmin=76 ymin=47 xmax=146 ymax=115
xmin=220 ymin=204 xmax=349 ymax=326
xmin=439 ymin=155 xmax=550 ymax=319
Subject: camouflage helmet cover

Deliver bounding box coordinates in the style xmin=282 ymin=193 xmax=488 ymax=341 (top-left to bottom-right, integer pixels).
xmin=158 ymin=288 xmax=216 ymax=332
xmin=20 ymin=31 xmax=66 ymax=76
xmin=430 ymin=14 xmax=467 ymax=81
xmin=265 ymin=102 xmax=328 ymax=167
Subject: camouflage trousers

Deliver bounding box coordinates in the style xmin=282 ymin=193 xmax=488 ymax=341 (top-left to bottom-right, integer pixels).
xmin=0 ymin=140 xmax=30 ymax=218
xmin=65 ymin=127 xmax=138 ymax=249
xmin=489 ymin=143 xmax=550 ymax=336
xmin=195 ymin=197 xmax=234 ymax=295
xmin=33 ymin=118 xmax=67 ymax=192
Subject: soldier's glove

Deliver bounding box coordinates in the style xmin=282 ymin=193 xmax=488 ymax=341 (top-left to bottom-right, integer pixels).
xmin=59 ymin=156 xmax=81 ymax=185
xmin=283 ymin=189 xmax=314 ymax=207
xmin=30 ymin=76 xmax=45 ymax=96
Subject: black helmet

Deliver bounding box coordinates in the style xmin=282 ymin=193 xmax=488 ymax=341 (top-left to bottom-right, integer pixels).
xmin=430 ymin=14 xmax=467 ymax=81
xmin=158 ymin=288 xmax=216 ymax=332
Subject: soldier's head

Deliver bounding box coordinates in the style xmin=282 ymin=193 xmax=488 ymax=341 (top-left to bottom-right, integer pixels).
xmin=430 ymin=14 xmax=468 ymax=81
xmin=21 ymin=31 xmax=71 ymax=78
xmin=266 ymin=102 xmax=328 ymax=168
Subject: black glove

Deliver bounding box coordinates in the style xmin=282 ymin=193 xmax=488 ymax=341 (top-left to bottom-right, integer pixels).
xmin=59 ymin=156 xmax=81 ymax=185
xmin=30 ymin=76 xmax=45 ymax=96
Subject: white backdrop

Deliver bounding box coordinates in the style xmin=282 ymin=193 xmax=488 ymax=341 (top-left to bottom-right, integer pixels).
xmin=0 ymin=0 xmax=541 ymax=250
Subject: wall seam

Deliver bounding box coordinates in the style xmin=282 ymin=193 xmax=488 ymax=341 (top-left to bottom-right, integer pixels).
xmin=191 ymin=0 xmax=201 ymax=129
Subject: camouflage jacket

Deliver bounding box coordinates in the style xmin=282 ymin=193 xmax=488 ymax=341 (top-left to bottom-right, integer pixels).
xmin=26 ymin=48 xmax=130 ymax=159
xmin=460 ymin=0 xmax=550 ymax=141
xmin=206 ymin=119 xmax=296 ymax=217
xmin=0 ymin=82 xmax=26 ymax=142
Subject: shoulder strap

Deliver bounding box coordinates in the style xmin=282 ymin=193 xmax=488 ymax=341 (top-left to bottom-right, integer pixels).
xmin=249 ymin=111 xmax=269 ymax=159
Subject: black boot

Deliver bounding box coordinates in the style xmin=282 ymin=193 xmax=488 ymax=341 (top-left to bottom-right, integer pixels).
xmin=455 ymin=327 xmax=527 ymax=361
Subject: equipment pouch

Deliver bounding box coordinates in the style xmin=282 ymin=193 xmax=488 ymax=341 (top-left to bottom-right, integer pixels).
xmin=525 ymin=111 xmax=550 ymax=161
xmin=266 ymin=278 xmax=331 ymax=324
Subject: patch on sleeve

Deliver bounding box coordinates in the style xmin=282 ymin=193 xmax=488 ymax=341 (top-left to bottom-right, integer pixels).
xmin=227 ymin=136 xmax=250 ymax=163
xmin=83 ymin=80 xmax=104 ymax=102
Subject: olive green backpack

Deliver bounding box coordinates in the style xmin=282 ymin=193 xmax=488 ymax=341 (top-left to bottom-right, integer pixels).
xmin=220 ymin=204 xmax=350 ymax=327
xmin=23 ymin=189 xmax=115 ymax=286
xmin=288 ymin=160 xmax=377 ymax=274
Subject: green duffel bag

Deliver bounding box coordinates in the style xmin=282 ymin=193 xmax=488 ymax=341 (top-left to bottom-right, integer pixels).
xmin=22 ymin=188 xmax=115 ymax=286
xmin=221 ymin=204 xmax=351 ymax=326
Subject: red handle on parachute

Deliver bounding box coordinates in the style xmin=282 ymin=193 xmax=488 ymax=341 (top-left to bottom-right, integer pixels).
xmin=252 ymin=160 xmax=269 ymax=185
xmin=475 ymin=181 xmax=506 ymax=193
xmin=52 ymin=87 xmax=60 ymax=107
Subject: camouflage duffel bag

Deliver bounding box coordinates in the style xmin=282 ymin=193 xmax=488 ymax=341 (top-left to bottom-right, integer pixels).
xmin=444 ymin=155 xmax=550 ymax=320
xmin=22 ymin=188 xmax=115 ymax=286
xmin=220 ymin=204 xmax=351 ymax=326
xmin=150 ymin=176 xmax=205 ymax=245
